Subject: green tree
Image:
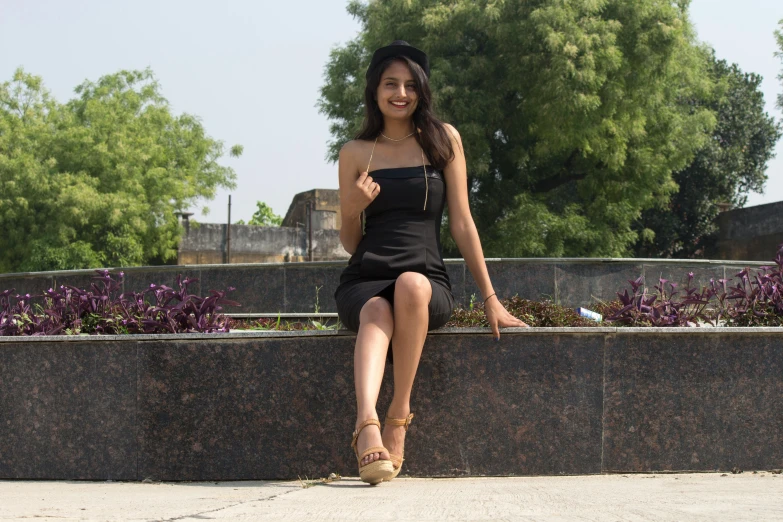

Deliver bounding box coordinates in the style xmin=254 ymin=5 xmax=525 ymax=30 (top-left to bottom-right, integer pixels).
xmin=0 ymin=68 xmax=240 ymax=273
xmin=634 ymin=55 xmax=781 ymax=258
xmin=319 ymin=0 xmax=716 ymax=257
xmin=236 ymin=201 xmax=283 ymax=226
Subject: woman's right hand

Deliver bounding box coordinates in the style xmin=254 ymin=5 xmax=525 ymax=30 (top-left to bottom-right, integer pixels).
xmin=344 ymin=171 xmax=381 ymax=218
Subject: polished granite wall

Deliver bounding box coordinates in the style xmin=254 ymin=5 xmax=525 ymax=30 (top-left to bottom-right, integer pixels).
xmin=1 ymin=328 xmax=781 ymax=480
xmin=0 ymin=258 xmax=766 ymax=312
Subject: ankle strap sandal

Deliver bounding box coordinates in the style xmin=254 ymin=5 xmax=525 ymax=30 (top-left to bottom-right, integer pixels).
xmin=351 ymin=418 xmax=394 ymax=485
xmin=383 ymin=413 xmax=414 ymax=481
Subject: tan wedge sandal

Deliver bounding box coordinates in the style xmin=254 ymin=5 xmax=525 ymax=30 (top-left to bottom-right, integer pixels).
xmin=383 ymin=413 xmax=414 ymax=481
xmin=351 ymin=418 xmax=395 ymax=485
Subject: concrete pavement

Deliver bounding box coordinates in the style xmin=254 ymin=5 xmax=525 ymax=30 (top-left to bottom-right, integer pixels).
xmin=1 ymin=473 xmax=781 ymax=521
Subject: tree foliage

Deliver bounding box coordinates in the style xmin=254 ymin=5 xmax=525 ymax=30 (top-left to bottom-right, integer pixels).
xmin=236 ymin=201 xmax=283 ymax=226
xmin=0 ymin=68 xmax=239 ymax=273
xmin=319 ymin=0 xmax=719 ymax=257
xmin=634 ymin=55 xmax=781 ymax=258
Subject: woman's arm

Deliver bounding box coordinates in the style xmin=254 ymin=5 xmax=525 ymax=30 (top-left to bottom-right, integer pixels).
xmin=442 ymin=125 xmax=494 ymax=304
xmin=338 ymin=141 xmax=380 ymax=255
xmin=442 ymin=124 xmax=529 ymax=338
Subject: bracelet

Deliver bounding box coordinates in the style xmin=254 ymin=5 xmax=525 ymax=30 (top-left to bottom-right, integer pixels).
xmin=483 ymin=293 xmax=496 ymax=305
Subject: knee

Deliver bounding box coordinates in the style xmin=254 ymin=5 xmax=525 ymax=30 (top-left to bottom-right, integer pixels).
xmin=395 ymin=272 xmax=432 ymax=306
xmin=359 ymin=296 xmax=394 ymax=330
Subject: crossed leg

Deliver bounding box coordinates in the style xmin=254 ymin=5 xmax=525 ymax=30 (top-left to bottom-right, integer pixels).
xmin=354 ymin=272 xmax=432 ymax=468
xmin=384 ymin=272 xmax=432 ymax=468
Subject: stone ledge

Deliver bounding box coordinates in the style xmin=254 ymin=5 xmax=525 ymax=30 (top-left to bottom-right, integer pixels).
xmin=1 ymin=329 xmax=781 ymax=480
xmin=1 ymin=326 xmax=780 ymax=343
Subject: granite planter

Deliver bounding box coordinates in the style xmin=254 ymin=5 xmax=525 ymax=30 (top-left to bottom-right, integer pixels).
xmin=0 ymin=328 xmax=781 ymax=480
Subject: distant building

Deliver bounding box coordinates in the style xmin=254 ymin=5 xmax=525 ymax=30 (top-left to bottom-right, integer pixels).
xmin=714 ymin=200 xmax=783 ymax=261
xmin=177 ymin=189 xmax=349 ymax=264
xmin=282 ymin=189 xmax=342 ymax=230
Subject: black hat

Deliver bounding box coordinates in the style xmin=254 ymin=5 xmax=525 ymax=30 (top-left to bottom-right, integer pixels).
xmin=366 ymin=40 xmax=430 ymax=79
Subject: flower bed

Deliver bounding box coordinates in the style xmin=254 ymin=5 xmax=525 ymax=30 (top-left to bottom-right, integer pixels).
xmin=2 ymin=246 xmax=782 ymax=336
xmin=600 ymin=245 xmax=783 ymax=327
xmin=0 ymin=270 xmax=237 ymax=336
xmin=234 ymin=246 xmax=783 ymax=330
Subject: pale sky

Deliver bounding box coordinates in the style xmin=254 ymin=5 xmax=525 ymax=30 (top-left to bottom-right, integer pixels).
xmin=1 ymin=0 xmax=781 ymax=223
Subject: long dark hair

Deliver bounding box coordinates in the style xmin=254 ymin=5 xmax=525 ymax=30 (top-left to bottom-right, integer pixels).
xmin=356 ymin=53 xmax=455 ymax=170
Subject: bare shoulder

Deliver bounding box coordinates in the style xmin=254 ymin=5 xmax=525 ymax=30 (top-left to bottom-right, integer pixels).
xmin=442 ymin=123 xmax=464 ymax=155
xmin=443 ymin=123 xmax=461 ymax=139
xmin=339 ymin=139 xmax=372 ymax=161
xmin=340 ymin=139 xmax=375 ymax=174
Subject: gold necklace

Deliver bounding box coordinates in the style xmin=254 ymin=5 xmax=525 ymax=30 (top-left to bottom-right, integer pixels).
xmin=380 ymin=130 xmax=416 ymax=142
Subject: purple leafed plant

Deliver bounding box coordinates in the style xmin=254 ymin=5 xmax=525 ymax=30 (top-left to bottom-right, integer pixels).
xmin=711 ymin=244 xmax=783 ymax=327
xmin=605 ymin=244 xmax=783 ymax=327
xmin=606 ymin=272 xmax=716 ymax=327
xmin=0 ymin=270 xmax=239 ymax=336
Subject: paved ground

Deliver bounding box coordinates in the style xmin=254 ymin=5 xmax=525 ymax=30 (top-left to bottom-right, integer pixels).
xmin=1 ymin=473 xmax=781 ymax=521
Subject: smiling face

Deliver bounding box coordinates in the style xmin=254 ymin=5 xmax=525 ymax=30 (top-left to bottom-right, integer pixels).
xmin=375 ymin=59 xmax=419 ymax=122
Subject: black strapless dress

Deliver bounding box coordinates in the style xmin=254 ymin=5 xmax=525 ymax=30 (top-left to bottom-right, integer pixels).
xmin=333 ymin=164 xmax=455 ymax=333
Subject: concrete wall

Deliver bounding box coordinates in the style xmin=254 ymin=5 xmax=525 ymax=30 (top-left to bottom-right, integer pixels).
xmin=1 ymin=328 xmax=781 ymax=480
xmin=715 ymin=200 xmax=783 ymax=261
xmin=0 ymin=258 xmax=771 ymax=314
xmin=177 ymin=223 xmax=349 ymax=264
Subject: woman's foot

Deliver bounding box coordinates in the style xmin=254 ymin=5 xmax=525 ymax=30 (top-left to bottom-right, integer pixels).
xmin=382 ymin=408 xmax=412 ymax=470
xmin=355 ymin=417 xmax=390 ymax=466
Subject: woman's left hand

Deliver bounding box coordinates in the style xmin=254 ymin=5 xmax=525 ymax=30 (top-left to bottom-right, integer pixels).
xmin=484 ymin=296 xmax=529 ymax=340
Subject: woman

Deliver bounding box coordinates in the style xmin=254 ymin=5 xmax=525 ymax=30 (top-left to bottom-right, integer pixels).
xmin=334 ymin=40 xmax=529 ymax=485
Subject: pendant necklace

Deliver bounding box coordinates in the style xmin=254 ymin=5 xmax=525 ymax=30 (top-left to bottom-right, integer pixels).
xmin=366 ymin=134 xmax=429 ymax=211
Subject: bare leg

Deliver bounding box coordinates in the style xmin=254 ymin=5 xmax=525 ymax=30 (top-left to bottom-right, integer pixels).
xmin=382 ymin=272 xmax=431 ymax=465
xmin=355 ymin=296 xmax=394 ymax=466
